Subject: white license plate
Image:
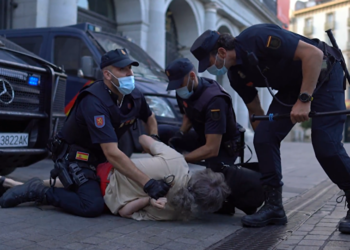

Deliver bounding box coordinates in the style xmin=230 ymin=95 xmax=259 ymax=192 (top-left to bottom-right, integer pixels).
xmin=0 ymin=133 xmax=29 ymax=147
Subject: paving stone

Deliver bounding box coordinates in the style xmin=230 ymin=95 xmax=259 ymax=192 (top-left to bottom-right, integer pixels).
xmin=330 ymin=233 xmax=350 ymax=241
xmin=324 ymin=240 xmax=350 ymax=249
xmin=80 ymin=236 xmax=107 ymax=245
xmin=63 ymin=242 xmax=100 ymax=250
xmin=309 ymin=230 xmax=336 ymax=235
xmin=304 ymin=234 xmax=329 ymax=240
xmin=279 ymin=239 xmax=301 ymax=245
xmin=317 ymin=222 xmax=337 ymax=227
xmin=174 ymin=237 xmax=199 ymax=245
xmin=286 ymin=235 xmax=304 ymax=240
xmin=3 ymin=238 xmax=35 ymax=248
xmin=94 ymin=231 xmax=124 ymax=239
xmin=294 ymin=246 xmax=321 ymax=250
xmin=297 ymin=225 xmax=315 ymax=231
xmin=291 ymin=231 xmax=309 ymax=236
xmin=298 ymin=239 xmax=325 ymax=246
xmin=37 ymin=238 xmax=71 ymax=248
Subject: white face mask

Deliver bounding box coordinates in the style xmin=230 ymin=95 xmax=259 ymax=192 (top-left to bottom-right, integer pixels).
xmin=207 ymin=54 xmax=228 ymax=76
xmin=176 ymin=77 xmax=194 ymax=99
xmin=108 ymin=70 xmax=135 ymax=95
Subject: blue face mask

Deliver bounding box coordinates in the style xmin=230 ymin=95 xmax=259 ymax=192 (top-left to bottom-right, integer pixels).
xmin=207 ymin=54 xmax=227 ymax=76
xmin=176 ymin=77 xmax=194 ymax=99
xmin=108 ymin=71 xmax=135 ymax=95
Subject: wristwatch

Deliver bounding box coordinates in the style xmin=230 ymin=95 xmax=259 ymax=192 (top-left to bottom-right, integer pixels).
xmin=298 ymin=92 xmax=313 ymax=103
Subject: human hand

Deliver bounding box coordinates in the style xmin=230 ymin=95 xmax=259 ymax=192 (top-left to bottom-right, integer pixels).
xmin=143 ymin=179 xmax=170 ymax=199
xmin=290 ymin=100 xmax=311 ymax=124
xmin=150 ymin=197 xmax=167 ymax=209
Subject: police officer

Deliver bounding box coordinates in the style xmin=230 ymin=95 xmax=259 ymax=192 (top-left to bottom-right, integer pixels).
xmin=190 ymin=23 xmax=350 ymax=233
xmin=0 ymin=49 xmax=170 ymax=217
xmin=159 ymin=58 xmax=264 ymax=215
xmin=159 ymin=58 xmax=241 ymax=169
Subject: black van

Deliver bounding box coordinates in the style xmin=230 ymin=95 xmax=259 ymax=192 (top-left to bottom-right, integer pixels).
xmin=0 ymin=37 xmax=67 ymax=175
xmin=0 ymin=23 xmax=182 ymax=156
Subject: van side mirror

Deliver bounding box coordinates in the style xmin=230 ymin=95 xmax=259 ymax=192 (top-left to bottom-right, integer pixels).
xmin=80 ymin=56 xmax=94 ymax=78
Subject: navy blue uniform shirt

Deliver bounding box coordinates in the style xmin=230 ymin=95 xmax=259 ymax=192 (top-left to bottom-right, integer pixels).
xmin=177 ymin=78 xmax=228 ymax=143
xmin=228 ymin=23 xmax=318 ymax=104
xmin=69 ymin=87 xmax=152 ymax=162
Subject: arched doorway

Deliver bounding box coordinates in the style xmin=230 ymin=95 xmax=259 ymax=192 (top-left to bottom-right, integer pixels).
xmin=165 ymin=0 xmax=200 ymax=67
xmin=165 ymin=9 xmax=183 ymax=66
xmin=77 ymin=0 xmax=117 ymax=33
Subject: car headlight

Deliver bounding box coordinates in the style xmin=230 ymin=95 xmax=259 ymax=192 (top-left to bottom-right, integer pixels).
xmin=145 ymin=96 xmax=175 ymax=118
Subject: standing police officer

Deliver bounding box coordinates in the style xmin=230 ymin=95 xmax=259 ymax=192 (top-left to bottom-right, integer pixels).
xmin=159 ymin=58 xmax=241 ymax=168
xmin=0 ymin=49 xmax=170 ymax=217
xmin=190 ymin=23 xmax=350 ymax=233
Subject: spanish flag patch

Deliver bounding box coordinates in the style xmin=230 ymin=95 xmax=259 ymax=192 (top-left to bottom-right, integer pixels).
xmin=76 ymin=151 xmax=89 ymax=161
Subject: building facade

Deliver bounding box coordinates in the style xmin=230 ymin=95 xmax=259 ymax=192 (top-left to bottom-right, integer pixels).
xmin=290 ymin=0 xmax=350 ymax=100
xmin=0 ymin=0 xmax=283 ymax=139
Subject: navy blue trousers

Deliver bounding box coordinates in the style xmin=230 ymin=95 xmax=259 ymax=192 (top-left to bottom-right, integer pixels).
xmin=45 ymin=169 xmax=105 ymax=217
xmin=158 ymin=124 xmax=238 ymax=167
xmin=254 ymin=62 xmax=350 ymax=190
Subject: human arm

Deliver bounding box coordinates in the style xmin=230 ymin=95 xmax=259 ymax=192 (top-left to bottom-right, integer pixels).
xmin=290 ymin=40 xmax=323 ymax=123
xmin=139 ymin=134 xmax=156 ymax=155
xmin=183 ymin=97 xmax=227 ymax=163
xmin=246 ymin=94 xmax=265 ymax=131
xmin=180 ymin=114 xmax=192 ymax=133
xmin=138 ymin=95 xmax=158 ymax=135
xmin=118 ymin=197 xmax=167 ymax=218
xmin=184 ymin=134 xmax=222 ymax=163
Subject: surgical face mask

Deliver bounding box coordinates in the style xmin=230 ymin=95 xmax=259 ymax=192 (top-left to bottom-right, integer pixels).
xmin=176 ymin=77 xmax=194 ymax=99
xmin=108 ymin=71 xmax=135 ymax=95
xmin=207 ymin=54 xmax=228 ymax=76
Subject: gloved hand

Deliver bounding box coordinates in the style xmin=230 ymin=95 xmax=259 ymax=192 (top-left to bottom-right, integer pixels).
xmin=149 ymin=134 xmax=161 ymax=142
xmin=168 ymin=131 xmax=184 ymax=149
xmin=143 ymin=179 xmax=171 ymax=199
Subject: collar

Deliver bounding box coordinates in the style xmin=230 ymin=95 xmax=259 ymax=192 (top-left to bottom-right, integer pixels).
xmin=104 ymin=85 xmax=124 ymax=107
xmin=189 ymin=77 xmax=204 ymax=100
xmin=235 ymin=47 xmax=243 ymax=65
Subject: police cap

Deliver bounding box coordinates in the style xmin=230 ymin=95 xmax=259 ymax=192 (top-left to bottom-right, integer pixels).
xmin=190 ymin=30 xmax=220 ymax=73
xmin=100 ymin=49 xmax=139 ymax=69
xmin=165 ymin=58 xmax=193 ymax=91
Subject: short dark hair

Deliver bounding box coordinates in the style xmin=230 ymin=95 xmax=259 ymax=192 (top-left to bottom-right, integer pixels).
xmin=210 ymin=33 xmax=235 ymax=56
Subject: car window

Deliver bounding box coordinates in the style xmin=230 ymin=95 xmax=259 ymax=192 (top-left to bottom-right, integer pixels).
xmin=7 ymin=36 xmax=43 ymax=56
xmin=0 ymin=49 xmax=42 ymax=67
xmin=91 ymin=33 xmax=167 ymax=82
xmin=53 ymin=36 xmax=95 ymax=76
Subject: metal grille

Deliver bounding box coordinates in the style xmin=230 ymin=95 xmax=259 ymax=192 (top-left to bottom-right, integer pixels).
xmin=0 ymin=67 xmax=43 ymax=112
xmin=206 ymin=213 xmax=307 ymax=250
xmin=53 ymin=77 xmax=66 ymax=113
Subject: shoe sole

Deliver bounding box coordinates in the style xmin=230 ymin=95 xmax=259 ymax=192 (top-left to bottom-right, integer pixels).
xmin=339 ymin=225 xmax=350 ymax=234
xmin=241 ymin=216 xmax=288 ymax=227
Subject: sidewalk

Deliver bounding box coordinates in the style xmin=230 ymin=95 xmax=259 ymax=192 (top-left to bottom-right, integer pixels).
xmin=275 ymin=190 xmax=350 ymax=250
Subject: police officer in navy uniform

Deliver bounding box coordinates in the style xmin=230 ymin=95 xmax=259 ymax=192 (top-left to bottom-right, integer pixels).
xmin=0 ymin=49 xmax=170 ymax=217
xmin=159 ymin=58 xmax=264 ymax=215
xmin=190 ymin=23 xmax=350 ymax=233
xmin=159 ymin=58 xmax=241 ymax=168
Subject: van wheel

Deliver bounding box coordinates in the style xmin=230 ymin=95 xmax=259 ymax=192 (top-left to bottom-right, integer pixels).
xmin=118 ymin=131 xmax=134 ymax=157
xmin=0 ymin=167 xmax=16 ymax=176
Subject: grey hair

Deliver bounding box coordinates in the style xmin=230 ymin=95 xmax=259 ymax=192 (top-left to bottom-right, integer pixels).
xmin=171 ymin=168 xmax=231 ymax=220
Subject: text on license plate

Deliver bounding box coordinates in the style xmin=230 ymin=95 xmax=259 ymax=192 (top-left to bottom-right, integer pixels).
xmin=0 ymin=133 xmax=29 ymax=147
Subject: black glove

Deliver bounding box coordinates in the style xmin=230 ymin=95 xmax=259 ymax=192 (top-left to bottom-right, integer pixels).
xmin=150 ymin=134 xmax=161 ymax=142
xmin=168 ymin=131 xmax=184 ymax=151
xmin=143 ymin=179 xmax=170 ymax=199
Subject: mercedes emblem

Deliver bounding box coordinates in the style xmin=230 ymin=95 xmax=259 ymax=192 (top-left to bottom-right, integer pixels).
xmin=0 ymin=78 xmax=15 ymax=105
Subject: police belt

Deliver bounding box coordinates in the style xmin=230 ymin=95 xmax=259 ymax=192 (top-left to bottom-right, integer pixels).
xmin=48 ymin=136 xmax=98 ymax=172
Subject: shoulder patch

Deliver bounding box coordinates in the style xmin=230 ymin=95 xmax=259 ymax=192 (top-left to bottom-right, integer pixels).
xmin=266 ymin=36 xmax=281 ymax=49
xmin=94 ymin=115 xmax=105 ymax=128
xmin=211 ymin=109 xmax=221 ymax=121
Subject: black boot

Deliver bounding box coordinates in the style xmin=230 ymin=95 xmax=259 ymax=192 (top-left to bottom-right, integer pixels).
xmin=241 ymin=185 xmax=287 ymax=227
xmin=338 ymin=190 xmax=350 ymax=234
xmin=0 ymin=177 xmax=48 ymax=208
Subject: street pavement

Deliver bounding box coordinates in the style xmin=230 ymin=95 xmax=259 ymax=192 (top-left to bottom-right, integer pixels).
xmin=0 ymin=141 xmax=349 ymax=249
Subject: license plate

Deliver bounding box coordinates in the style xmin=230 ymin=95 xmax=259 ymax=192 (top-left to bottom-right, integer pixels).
xmin=0 ymin=133 xmax=29 ymax=147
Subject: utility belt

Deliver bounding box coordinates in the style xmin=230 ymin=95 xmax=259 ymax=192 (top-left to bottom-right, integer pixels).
xmin=314 ymin=39 xmax=346 ymax=90
xmin=47 ymin=136 xmax=99 ymax=189
xmin=222 ymin=137 xmax=242 ymax=157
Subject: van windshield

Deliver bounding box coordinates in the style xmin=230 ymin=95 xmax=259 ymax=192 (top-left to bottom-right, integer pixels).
xmin=91 ymin=32 xmax=168 ymax=83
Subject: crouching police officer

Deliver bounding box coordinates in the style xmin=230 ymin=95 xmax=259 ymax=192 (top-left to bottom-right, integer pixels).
xmin=159 ymin=58 xmax=241 ymax=169
xmin=0 ymin=49 xmax=170 ymax=217
xmin=159 ymin=58 xmax=264 ymax=215
xmin=190 ymin=24 xmax=350 ymax=233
